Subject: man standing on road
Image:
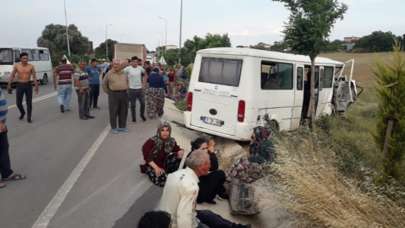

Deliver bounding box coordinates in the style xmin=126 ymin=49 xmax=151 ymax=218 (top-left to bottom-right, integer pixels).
xmin=158 ymin=150 xmax=250 ymax=228
xmin=0 ymin=89 xmax=26 ymax=189
xmin=73 ymin=62 xmax=95 ymax=120
xmin=86 ymin=59 xmax=101 ymax=109
xmin=54 ymin=58 xmax=74 ymax=113
xmin=7 ymin=52 xmax=39 ymax=123
xmin=102 ymin=59 xmax=129 ymax=134
xmin=123 ymin=56 xmax=146 ymax=122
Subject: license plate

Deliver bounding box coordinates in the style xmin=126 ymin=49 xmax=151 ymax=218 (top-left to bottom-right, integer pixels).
xmin=200 ymin=116 xmax=224 ymax=126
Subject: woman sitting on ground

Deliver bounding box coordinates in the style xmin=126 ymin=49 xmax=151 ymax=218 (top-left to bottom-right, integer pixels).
xmin=189 ymin=137 xmax=228 ymax=204
xmin=141 ymin=122 xmax=184 ymax=187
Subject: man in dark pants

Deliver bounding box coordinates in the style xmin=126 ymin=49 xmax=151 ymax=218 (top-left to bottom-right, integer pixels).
xmin=102 ymin=59 xmax=129 ymax=134
xmin=86 ymin=59 xmax=101 ymax=109
xmin=0 ymin=89 xmax=26 ymax=189
xmin=123 ymin=56 xmax=146 ymax=122
xmin=7 ymin=52 xmax=39 ymax=123
xmin=74 ymin=62 xmax=95 ymax=120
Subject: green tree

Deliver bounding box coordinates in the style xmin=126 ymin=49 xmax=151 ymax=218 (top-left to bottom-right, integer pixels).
xmin=37 ymin=24 xmax=91 ymax=65
xmin=270 ymin=41 xmax=289 ymax=52
xmin=95 ymin=39 xmax=118 ymax=61
xmin=250 ymin=42 xmax=272 ymax=51
xmin=322 ymin=39 xmax=344 ymax=52
xmin=180 ymin=33 xmax=231 ymax=66
xmin=273 ymin=0 xmax=347 ymax=127
xmin=354 ymin=31 xmax=396 ymax=52
xmin=163 ymin=49 xmax=180 ymax=66
xmin=373 ymin=43 xmax=405 ymax=182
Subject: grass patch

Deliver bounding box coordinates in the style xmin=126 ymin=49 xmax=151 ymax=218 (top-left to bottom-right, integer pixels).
xmin=174 ymin=98 xmax=187 ymax=111
xmin=269 ymin=87 xmax=405 ymax=227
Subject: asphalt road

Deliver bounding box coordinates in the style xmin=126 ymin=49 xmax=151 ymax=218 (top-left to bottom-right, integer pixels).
xmin=0 ymin=81 xmax=161 ymax=228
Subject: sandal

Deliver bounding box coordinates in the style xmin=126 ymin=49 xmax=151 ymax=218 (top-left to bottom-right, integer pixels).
xmin=0 ymin=182 xmax=6 ymax=188
xmin=2 ymin=173 xmax=26 ymax=182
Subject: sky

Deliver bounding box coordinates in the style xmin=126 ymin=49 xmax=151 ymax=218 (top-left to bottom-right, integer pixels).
xmin=0 ymin=0 xmax=404 ymax=51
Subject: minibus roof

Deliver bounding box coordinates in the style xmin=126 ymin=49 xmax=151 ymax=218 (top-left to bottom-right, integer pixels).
xmin=197 ymin=48 xmax=343 ymax=66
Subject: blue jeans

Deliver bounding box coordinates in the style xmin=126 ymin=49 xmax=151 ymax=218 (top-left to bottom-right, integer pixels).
xmin=57 ymin=84 xmax=73 ymax=110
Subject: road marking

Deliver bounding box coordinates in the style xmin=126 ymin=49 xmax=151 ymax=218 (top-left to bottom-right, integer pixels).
xmin=32 ymin=125 xmax=111 ymax=228
xmin=7 ymin=91 xmax=57 ymax=110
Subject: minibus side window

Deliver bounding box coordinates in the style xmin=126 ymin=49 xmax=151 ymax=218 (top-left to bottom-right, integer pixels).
xmin=297 ymin=67 xmax=303 ymax=90
xmin=199 ymin=57 xmax=242 ymax=87
xmin=323 ymin=66 xmax=334 ymax=88
xmin=31 ymin=49 xmax=39 ymax=61
xmin=14 ymin=50 xmax=21 ymax=62
xmin=22 ymin=49 xmax=33 ymax=61
xmin=261 ymin=61 xmax=293 ymax=90
xmin=39 ymin=50 xmax=50 ymax=61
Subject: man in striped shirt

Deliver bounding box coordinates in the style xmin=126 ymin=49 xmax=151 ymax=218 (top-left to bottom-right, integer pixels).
xmin=0 ymin=89 xmax=26 ymax=189
xmin=54 ymin=58 xmax=74 ymax=113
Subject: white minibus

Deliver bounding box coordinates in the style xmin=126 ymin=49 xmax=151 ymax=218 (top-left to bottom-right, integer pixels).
xmin=0 ymin=47 xmax=52 ymax=85
xmin=184 ymin=48 xmax=355 ymax=141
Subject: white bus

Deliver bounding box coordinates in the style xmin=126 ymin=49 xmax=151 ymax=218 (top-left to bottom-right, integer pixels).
xmin=0 ymin=47 xmax=52 ymax=85
xmin=184 ymin=48 xmax=355 ymax=141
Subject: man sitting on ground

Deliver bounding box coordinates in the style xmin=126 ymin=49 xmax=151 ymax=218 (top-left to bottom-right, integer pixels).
xmin=158 ymin=149 xmax=250 ymax=228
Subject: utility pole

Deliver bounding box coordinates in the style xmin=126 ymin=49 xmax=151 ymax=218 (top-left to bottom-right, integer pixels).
xmin=178 ymin=0 xmax=183 ymax=64
xmin=105 ymin=24 xmax=112 ymax=61
xmin=158 ymin=16 xmax=168 ymax=57
xmin=63 ymin=0 xmax=71 ymax=57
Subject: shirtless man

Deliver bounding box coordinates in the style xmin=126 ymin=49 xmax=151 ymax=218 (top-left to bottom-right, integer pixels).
xmin=7 ymin=52 xmax=39 ymax=123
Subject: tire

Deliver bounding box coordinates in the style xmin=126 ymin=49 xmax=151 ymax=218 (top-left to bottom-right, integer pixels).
xmin=40 ymin=74 xmax=48 ymax=85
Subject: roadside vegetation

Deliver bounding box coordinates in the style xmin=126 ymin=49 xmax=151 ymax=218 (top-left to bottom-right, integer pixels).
xmin=269 ymin=50 xmax=405 ymax=227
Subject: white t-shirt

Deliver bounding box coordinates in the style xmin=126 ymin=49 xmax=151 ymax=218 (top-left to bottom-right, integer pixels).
xmin=123 ymin=66 xmax=145 ymax=89
xmin=158 ymin=167 xmax=199 ymax=228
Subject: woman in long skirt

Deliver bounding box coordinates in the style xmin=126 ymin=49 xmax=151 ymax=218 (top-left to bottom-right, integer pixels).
xmin=146 ymin=67 xmax=165 ymax=118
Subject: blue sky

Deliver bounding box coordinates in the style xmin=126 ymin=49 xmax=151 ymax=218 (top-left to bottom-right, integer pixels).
xmin=1 ymin=0 xmax=404 ymax=50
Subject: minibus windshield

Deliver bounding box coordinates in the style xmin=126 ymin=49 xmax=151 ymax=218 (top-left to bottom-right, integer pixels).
xmin=0 ymin=48 xmax=13 ymax=65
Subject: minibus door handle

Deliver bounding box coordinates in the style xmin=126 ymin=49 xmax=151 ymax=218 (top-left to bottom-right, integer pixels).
xmin=194 ymin=89 xmax=202 ymax=92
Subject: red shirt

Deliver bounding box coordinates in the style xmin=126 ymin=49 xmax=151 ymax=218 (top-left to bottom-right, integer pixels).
xmin=142 ymin=138 xmax=181 ymax=169
xmin=168 ymin=71 xmax=175 ymax=82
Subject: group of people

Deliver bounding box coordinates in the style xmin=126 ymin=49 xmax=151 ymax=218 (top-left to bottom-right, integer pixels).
xmin=0 ymin=52 xmax=189 ymax=189
xmin=137 ymin=121 xmax=275 ymax=228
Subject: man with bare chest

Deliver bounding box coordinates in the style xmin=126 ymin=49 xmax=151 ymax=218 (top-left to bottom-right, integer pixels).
xmin=7 ymin=52 xmax=39 ymax=123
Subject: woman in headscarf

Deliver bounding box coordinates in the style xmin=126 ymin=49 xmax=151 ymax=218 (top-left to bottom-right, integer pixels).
xmin=141 ymin=122 xmax=184 ymax=187
xmin=146 ymin=67 xmax=165 ymax=119
xmin=189 ymin=137 xmax=228 ymax=204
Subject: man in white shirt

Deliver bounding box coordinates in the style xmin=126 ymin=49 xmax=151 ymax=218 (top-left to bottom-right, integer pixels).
xmin=123 ymin=56 xmax=146 ymax=122
xmin=158 ymin=150 xmax=250 ymax=228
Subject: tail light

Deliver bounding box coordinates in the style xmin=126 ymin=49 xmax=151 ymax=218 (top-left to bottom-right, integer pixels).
xmin=186 ymin=92 xmax=193 ymax=111
xmin=237 ymin=100 xmax=245 ymax=122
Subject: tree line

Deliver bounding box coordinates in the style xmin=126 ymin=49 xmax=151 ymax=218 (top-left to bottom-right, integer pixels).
xmin=36 ymin=24 xmax=231 ymax=67
xmin=252 ymin=31 xmax=405 ymax=53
